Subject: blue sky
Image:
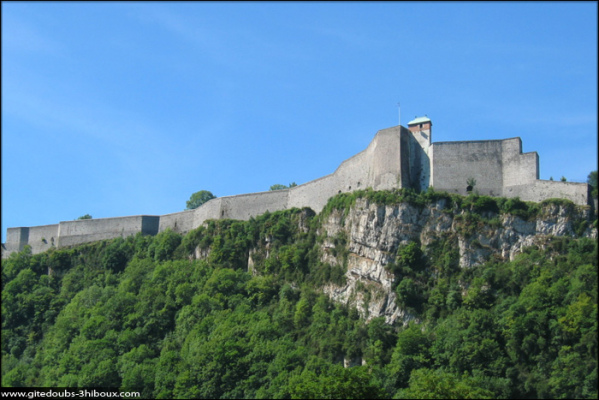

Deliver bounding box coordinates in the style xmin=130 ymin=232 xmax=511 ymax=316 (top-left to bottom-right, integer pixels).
xmin=2 ymin=2 xmax=597 ymax=242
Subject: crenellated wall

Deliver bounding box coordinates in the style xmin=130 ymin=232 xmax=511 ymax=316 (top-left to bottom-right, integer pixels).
xmin=2 ymin=123 xmax=592 ymax=258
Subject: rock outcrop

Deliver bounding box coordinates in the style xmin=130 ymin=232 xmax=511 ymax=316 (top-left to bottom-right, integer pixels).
xmin=318 ymin=198 xmax=596 ymax=325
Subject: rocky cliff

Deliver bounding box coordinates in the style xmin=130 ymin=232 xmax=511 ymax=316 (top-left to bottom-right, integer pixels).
xmin=317 ymin=196 xmax=596 ymax=325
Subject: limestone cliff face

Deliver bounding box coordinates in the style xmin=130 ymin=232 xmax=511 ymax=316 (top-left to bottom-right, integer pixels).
xmin=318 ymin=198 xmax=596 ymax=325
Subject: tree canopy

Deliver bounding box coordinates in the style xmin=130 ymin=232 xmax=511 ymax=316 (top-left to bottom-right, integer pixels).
xmin=186 ymin=190 xmax=216 ymax=210
xmin=269 ymin=182 xmax=298 ymax=191
xmin=2 ymin=190 xmax=597 ymax=399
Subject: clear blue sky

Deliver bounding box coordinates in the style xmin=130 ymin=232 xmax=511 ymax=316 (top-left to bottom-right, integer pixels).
xmin=2 ymin=2 xmax=597 ymax=242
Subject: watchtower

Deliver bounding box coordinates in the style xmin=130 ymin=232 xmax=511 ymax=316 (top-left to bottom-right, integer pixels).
xmin=406 ymin=116 xmax=433 ymax=191
xmin=407 ymin=116 xmax=432 ymax=143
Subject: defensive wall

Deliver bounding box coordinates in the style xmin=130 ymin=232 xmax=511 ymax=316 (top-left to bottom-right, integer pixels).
xmin=431 ymin=138 xmax=532 ymax=196
xmin=2 ymin=121 xmax=593 ymax=258
xmin=4 ymin=226 xmax=59 ymax=256
xmin=57 ymin=215 xmax=160 ymax=248
xmin=3 ymin=216 xmax=160 ymax=255
xmin=504 ymin=180 xmax=591 ymax=205
xmin=430 ymin=137 xmax=588 ymax=206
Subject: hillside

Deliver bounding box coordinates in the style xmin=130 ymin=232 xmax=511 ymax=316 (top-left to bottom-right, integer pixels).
xmin=2 ymin=189 xmax=597 ymax=399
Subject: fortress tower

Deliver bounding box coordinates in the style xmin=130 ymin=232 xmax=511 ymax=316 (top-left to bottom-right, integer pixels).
xmin=406 ymin=116 xmax=433 ymax=191
xmin=407 ymin=115 xmax=432 ymax=140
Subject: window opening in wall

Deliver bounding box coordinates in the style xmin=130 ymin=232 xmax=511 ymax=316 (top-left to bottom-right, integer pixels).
xmin=338 ymin=190 xmax=342 ymax=194
xmin=466 ymin=185 xmax=473 ymax=192
xmin=348 ymin=186 xmax=351 ymax=190
xmin=221 ymin=211 xmax=225 ymax=217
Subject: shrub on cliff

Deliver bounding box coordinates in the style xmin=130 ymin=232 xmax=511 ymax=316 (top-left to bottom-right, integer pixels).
xmin=1 ymin=193 xmax=597 ymax=399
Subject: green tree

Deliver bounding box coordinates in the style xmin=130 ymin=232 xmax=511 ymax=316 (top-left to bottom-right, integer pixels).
xmin=150 ymin=230 xmax=182 ymax=262
xmin=396 ymin=242 xmax=424 ymax=274
xmin=270 ymin=184 xmax=288 ymax=191
xmin=288 ymin=364 xmax=385 ymax=399
xmin=396 ymin=278 xmax=424 ymax=313
xmin=186 ymin=190 xmax=216 ymax=210
xmin=77 ymin=214 xmax=92 ymax=220
xmin=270 ymin=182 xmax=297 ymax=191
xmin=561 ymin=176 xmax=567 ymax=182
xmin=397 ymin=368 xmax=494 ymax=399
xmin=387 ymin=323 xmax=432 ymax=388
xmin=2 ymin=191 xmax=597 ymax=397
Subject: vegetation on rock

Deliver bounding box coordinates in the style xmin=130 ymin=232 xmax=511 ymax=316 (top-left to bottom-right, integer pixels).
xmin=2 ymin=189 xmax=597 ymax=399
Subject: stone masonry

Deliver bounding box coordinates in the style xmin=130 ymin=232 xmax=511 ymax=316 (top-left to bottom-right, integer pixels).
xmin=2 ymin=117 xmax=592 ymax=258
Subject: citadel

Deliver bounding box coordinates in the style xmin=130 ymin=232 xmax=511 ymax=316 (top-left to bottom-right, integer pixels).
xmin=2 ymin=117 xmax=592 ymax=258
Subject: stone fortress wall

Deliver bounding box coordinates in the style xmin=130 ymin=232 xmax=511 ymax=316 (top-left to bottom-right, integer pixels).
xmin=431 ymin=137 xmax=589 ymax=204
xmin=2 ymin=119 xmax=592 ymax=258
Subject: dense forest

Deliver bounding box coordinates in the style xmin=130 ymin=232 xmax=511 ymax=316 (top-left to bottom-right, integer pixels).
xmin=2 ymin=189 xmax=597 ymax=399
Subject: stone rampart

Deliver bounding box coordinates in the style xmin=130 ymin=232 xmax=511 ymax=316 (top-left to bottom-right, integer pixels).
xmin=288 ymin=173 xmax=338 ymax=213
xmin=333 ymin=146 xmax=371 ymax=193
xmin=159 ymin=209 xmax=196 ymax=235
xmin=406 ymin=128 xmax=432 ymax=191
xmin=286 ymin=126 xmax=400 ymax=213
xmin=4 ymin=227 xmax=30 ymax=254
xmin=370 ymin=127 xmax=403 ymax=190
xmin=221 ymin=190 xmax=289 ymax=220
xmin=432 ymin=139 xmax=505 ymax=196
xmin=504 ymin=180 xmax=591 ymax=207
xmin=2 ymin=122 xmax=592 ymax=259
xmin=57 ymin=215 xmax=160 ymax=248
xmin=193 ymin=198 xmax=223 ymax=227
xmin=501 ymin=138 xmax=539 ymax=186
xmin=27 ymin=224 xmax=59 ymax=254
